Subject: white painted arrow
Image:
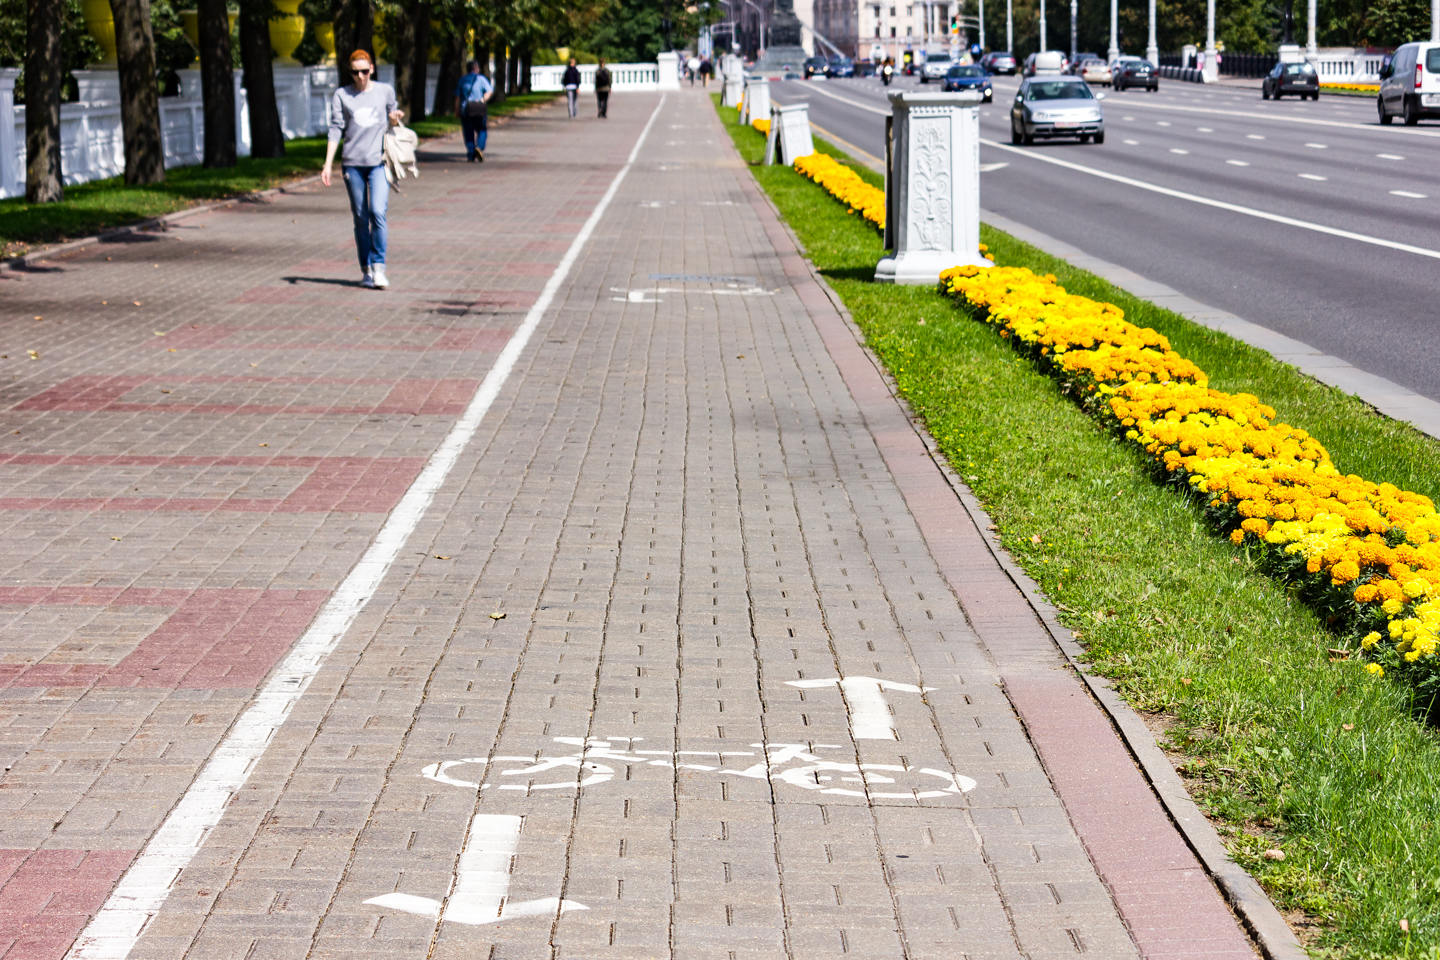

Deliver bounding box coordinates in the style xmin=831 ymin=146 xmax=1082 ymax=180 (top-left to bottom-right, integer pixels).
xmin=785 ymin=676 xmax=930 ymax=740
xmin=366 ymin=814 xmax=588 ymax=926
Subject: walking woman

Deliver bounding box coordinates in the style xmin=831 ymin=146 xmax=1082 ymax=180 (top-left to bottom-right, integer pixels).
xmin=562 ymin=58 xmax=582 ymax=119
xmin=595 ymin=58 xmax=612 ymax=118
xmin=322 ymin=50 xmax=403 ymax=289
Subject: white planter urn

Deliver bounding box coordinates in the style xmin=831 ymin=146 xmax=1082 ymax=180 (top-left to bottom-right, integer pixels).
xmin=875 ymin=90 xmax=990 ymax=285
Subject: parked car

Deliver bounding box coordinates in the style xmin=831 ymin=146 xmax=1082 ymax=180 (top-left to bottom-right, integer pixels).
xmin=1067 ymin=52 xmax=1100 ymax=75
xmin=1010 ymin=75 xmax=1105 ymax=143
xmin=803 ymin=56 xmax=829 ymax=78
xmin=920 ymin=51 xmax=957 ymax=82
xmin=1079 ymin=58 xmax=1113 ymax=85
xmin=1023 ymin=50 xmax=1066 ymax=76
xmin=827 ymin=56 xmax=856 ymax=78
xmin=1378 ymin=41 xmax=1440 ymax=124
xmin=942 ymin=64 xmax=994 ymax=100
xmin=981 ymin=51 xmax=1018 ymax=74
xmin=854 ymin=58 xmax=878 ymax=77
xmin=1111 ymin=58 xmax=1158 ymax=91
xmin=1262 ymin=60 xmax=1319 ymax=100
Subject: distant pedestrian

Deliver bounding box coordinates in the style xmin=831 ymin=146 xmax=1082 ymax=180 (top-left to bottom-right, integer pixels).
xmin=699 ymin=57 xmax=714 ymax=86
xmin=323 ymin=49 xmax=403 ymax=289
xmin=562 ymin=58 xmax=581 ymax=119
xmin=595 ymin=58 xmax=612 ymax=119
xmin=454 ymin=60 xmax=493 ymax=162
xmin=687 ymin=55 xmax=701 ymax=85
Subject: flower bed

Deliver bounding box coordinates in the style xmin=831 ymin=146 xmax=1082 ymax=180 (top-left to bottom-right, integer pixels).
xmin=793 ymin=152 xmax=886 ymax=232
xmin=939 ymin=263 xmax=1440 ymax=698
xmin=1320 ymin=81 xmax=1380 ymax=93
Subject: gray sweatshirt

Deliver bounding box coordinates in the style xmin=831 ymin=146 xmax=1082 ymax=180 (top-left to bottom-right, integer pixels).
xmin=328 ymin=81 xmax=398 ymax=167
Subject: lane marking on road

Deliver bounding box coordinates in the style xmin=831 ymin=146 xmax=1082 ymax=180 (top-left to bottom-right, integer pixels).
xmin=1123 ymin=138 xmax=1140 ymax=145
xmin=1114 ymin=95 xmax=1440 ymax=138
xmin=1378 ymin=153 xmax=1406 ymax=160
xmin=1170 ymin=148 xmax=1189 ymax=154
xmin=1391 ymin=190 xmax=1428 ymax=198
xmin=786 ymin=676 xmax=930 ymax=740
xmin=1247 ymin=133 xmax=1266 ymax=139
xmin=981 ymin=136 xmax=1440 ymax=261
xmin=1298 ymin=173 xmax=1327 ymax=180
xmin=794 ymin=82 xmax=891 ymax=115
xmin=1198 ymin=126 xmax=1214 ymax=132
xmin=367 ymin=815 xmax=589 ymax=926
xmin=1304 ymin=142 xmax=1328 ymax=149
xmin=1226 ymin=159 xmax=1251 ymax=166
xmin=62 ymin=93 xmax=673 ymax=960
xmin=1156 ymin=120 xmax=1172 ymax=126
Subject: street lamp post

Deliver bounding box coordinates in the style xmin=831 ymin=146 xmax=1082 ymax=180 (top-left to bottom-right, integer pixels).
xmin=1108 ymin=0 xmax=1119 ymax=61
xmin=1038 ymin=0 xmax=1046 ymax=51
xmin=1145 ymin=0 xmax=1157 ymax=64
xmin=1203 ymin=0 xmax=1217 ymax=80
xmin=978 ymin=0 xmax=985 ymax=50
xmin=1307 ymin=0 xmax=1317 ymax=55
xmin=1006 ymin=0 xmax=1012 ymax=51
xmin=1069 ymin=0 xmax=1077 ymax=61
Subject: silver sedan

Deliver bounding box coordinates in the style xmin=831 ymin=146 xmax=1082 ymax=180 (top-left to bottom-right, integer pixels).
xmin=1009 ymin=76 xmax=1105 ymax=144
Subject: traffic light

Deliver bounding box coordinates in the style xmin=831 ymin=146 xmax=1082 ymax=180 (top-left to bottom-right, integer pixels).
xmin=950 ymin=14 xmax=960 ymax=34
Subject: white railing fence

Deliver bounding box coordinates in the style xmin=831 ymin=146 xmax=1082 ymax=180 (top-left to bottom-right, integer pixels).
xmin=0 ymin=63 xmax=439 ymax=200
xmin=1311 ymin=48 xmax=1387 ymax=83
xmin=529 ymin=54 xmax=679 ymax=92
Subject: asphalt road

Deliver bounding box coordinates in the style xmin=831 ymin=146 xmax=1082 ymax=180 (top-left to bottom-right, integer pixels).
xmin=772 ymin=73 xmax=1440 ymax=403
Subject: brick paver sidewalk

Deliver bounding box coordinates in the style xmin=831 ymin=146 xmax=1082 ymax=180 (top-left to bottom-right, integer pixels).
xmin=1 ymin=89 xmax=1265 ymax=959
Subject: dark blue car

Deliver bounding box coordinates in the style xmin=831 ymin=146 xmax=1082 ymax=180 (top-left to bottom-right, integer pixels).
xmin=942 ymin=64 xmax=993 ymax=101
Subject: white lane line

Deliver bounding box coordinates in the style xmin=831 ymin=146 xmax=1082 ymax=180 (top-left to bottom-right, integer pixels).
xmin=1198 ymin=126 xmax=1214 ymax=132
xmin=799 ymin=82 xmax=890 ymax=115
xmin=1115 ymin=95 xmax=1440 ymax=138
xmin=1304 ymin=142 xmax=1328 ymax=149
xmin=1378 ymin=153 xmax=1406 ymax=160
xmin=63 ymin=94 xmax=672 ymax=960
xmin=1156 ymin=120 xmax=1172 ymax=127
xmin=1122 ymin=115 xmax=1136 ymax=121
xmin=1391 ymin=190 xmax=1429 ymax=198
xmin=1170 ymin=148 xmax=1189 ymax=155
xmin=1247 ymin=133 xmax=1266 ymax=140
xmin=1226 ymin=159 xmax=1250 ymax=166
xmin=1298 ymin=173 xmax=1327 ymax=180
xmin=1123 ymin=138 xmax=1140 ymax=145
xmin=981 ymin=136 xmax=1440 ymax=261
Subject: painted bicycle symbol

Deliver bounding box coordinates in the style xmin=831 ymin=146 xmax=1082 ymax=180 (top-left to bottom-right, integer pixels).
xmin=421 ymin=736 xmax=977 ymax=800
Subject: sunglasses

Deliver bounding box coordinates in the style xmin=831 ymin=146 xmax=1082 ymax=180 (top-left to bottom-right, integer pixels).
xmin=353 ymin=68 xmax=372 ymax=75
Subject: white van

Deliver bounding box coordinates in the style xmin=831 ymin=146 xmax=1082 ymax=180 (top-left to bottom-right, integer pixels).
xmin=1378 ymin=41 xmax=1440 ymax=125
xmin=1023 ymin=50 xmax=1066 ymax=76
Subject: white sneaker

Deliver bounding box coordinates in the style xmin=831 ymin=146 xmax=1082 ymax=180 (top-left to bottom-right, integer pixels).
xmin=371 ymin=265 xmax=389 ymax=289
xmin=361 ymin=270 xmax=375 ymax=288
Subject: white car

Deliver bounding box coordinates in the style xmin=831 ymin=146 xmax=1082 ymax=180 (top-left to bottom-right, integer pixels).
xmin=1379 ymin=41 xmax=1440 ymax=125
xmin=921 ymin=52 xmax=957 ymax=82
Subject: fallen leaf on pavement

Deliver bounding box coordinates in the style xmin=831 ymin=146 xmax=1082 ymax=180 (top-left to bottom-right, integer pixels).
xmin=26 ymin=350 xmax=39 ymax=360
xmin=489 ymin=611 xmax=506 ymax=620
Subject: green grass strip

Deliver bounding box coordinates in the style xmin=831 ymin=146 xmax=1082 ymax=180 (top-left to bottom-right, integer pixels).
xmin=0 ymin=92 xmax=558 ymax=259
xmin=714 ymin=92 xmax=1440 ymax=959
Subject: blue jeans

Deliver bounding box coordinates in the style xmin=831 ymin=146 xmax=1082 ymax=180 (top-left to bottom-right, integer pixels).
xmin=461 ymin=112 xmax=487 ymax=156
xmin=342 ymin=164 xmax=388 ymax=271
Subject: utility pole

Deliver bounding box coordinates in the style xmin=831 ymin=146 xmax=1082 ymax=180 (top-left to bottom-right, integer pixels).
xmin=1006 ymin=0 xmax=1012 ymax=51
xmin=1069 ymin=0 xmax=1076 ymax=61
xmin=1038 ymin=0 xmax=1046 ymax=52
xmin=1145 ymin=0 xmax=1157 ymax=64
xmin=1108 ymin=0 xmax=1119 ymax=61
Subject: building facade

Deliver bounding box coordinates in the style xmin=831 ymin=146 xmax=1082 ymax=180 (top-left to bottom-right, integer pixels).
xmin=813 ymin=0 xmax=959 ymax=60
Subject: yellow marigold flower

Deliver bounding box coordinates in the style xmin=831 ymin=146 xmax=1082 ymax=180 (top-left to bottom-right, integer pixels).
xmin=1362 ymin=631 xmax=1381 ymax=649
xmin=1366 ymin=663 xmax=1384 ymax=676
xmin=1330 ymin=560 xmax=1361 ymax=584
xmin=1383 ymin=598 xmax=1405 ymax=616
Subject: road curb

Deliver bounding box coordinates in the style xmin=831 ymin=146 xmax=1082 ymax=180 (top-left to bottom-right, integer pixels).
xmin=1 ymin=102 xmax=553 ymax=274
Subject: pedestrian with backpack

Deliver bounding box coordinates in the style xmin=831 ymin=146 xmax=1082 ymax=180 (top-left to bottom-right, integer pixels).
xmin=454 ymin=60 xmax=493 ymax=162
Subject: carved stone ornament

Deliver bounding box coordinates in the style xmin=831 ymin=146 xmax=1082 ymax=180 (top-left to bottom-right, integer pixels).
xmin=908 ymin=122 xmax=952 ymax=251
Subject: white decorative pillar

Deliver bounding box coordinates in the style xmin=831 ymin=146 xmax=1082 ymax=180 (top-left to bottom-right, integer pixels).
xmin=1145 ymin=0 xmax=1158 ymax=66
xmin=72 ymin=69 xmax=121 ymax=103
xmin=1202 ymin=0 xmax=1218 ymax=81
xmin=1108 ymin=0 xmax=1119 ymax=62
xmin=724 ymin=69 xmax=744 ymax=107
xmin=876 ymin=91 xmax=989 ymax=284
xmin=657 ymin=51 xmax=682 ymax=90
xmin=234 ymin=71 xmax=251 ymax=158
xmin=741 ymin=77 xmax=770 ymax=124
xmin=0 ymin=69 xmax=18 ymax=200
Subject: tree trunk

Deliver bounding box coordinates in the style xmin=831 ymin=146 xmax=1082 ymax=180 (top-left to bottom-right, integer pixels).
xmin=108 ymin=0 xmax=165 ymax=184
xmin=517 ymin=46 xmax=530 ymax=92
xmin=409 ymin=1 xmax=430 ymax=122
xmin=433 ymin=25 xmax=462 ymax=116
xmin=491 ymin=44 xmax=507 ymax=101
xmin=473 ymin=40 xmax=490 ymax=78
xmin=24 ymin=0 xmax=64 ymax=202
xmin=506 ymin=47 xmax=518 ymax=96
xmin=392 ymin=5 xmax=415 ymax=116
xmin=334 ymin=0 xmax=357 ymax=85
xmin=198 ymin=0 xmax=236 ymax=167
xmin=239 ymin=0 xmax=285 ymax=157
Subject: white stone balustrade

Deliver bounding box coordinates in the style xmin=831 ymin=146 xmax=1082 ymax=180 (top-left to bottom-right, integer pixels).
xmin=875 ymin=91 xmax=989 ymax=285
xmin=529 ymin=61 xmax=661 ymax=92
xmin=0 ymin=63 xmax=427 ymax=200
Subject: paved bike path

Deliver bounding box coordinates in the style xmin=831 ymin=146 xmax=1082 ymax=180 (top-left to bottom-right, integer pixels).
xmin=1 ymin=88 xmax=1262 ymax=959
